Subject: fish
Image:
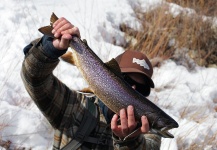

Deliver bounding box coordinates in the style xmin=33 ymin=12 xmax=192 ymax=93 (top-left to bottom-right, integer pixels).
xmin=38 ymin=12 xmax=179 ymax=138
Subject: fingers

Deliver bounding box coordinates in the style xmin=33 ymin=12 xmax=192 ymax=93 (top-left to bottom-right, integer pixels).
xmin=120 ymin=108 xmax=128 ymax=136
xmin=140 ymin=116 xmax=149 ymax=133
xmin=52 ymin=17 xmax=63 ymax=27
xmin=111 ymin=114 xmax=119 ymax=132
xmin=126 ymin=115 xmax=150 ymax=138
xmin=52 ymin=18 xmax=70 ymax=38
xmin=126 ymin=106 xmax=149 ymax=134
xmin=53 ymin=17 xmax=71 ymax=31
xmin=51 ymin=17 xmax=80 ymax=50
xmin=111 ymin=114 xmax=125 ymax=138
xmin=127 ymin=105 xmax=137 ymax=132
xmin=111 ymin=106 xmax=138 ymax=138
xmin=111 ymin=111 xmax=129 ymax=138
xmin=61 ymin=27 xmax=80 ymax=38
xmin=111 ymin=106 xmax=150 ymax=139
xmin=54 ymin=35 xmax=70 ymax=50
xmin=52 ymin=17 xmax=80 ymax=38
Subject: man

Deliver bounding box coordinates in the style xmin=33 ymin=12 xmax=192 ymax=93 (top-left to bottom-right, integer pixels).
xmin=21 ymin=16 xmax=161 ymax=149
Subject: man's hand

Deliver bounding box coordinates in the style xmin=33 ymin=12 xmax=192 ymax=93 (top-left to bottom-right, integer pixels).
xmin=111 ymin=105 xmax=149 ymax=139
xmin=51 ymin=17 xmax=80 ymax=50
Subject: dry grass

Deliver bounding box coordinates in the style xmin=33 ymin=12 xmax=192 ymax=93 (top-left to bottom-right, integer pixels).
xmin=177 ymin=123 xmax=217 ymax=150
xmin=121 ymin=1 xmax=217 ymax=67
xmin=166 ymin=0 xmax=217 ymax=17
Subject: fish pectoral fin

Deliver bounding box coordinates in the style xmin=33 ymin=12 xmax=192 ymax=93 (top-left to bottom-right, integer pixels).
xmin=105 ymin=58 xmax=122 ymax=75
xmin=79 ymin=87 xmax=94 ymax=93
xmin=150 ymin=127 xmax=174 ymax=138
xmin=61 ymin=51 xmax=76 ymax=65
xmin=77 ymin=87 xmax=95 ymax=97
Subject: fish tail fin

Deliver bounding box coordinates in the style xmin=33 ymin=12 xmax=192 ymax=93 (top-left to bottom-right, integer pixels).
xmin=38 ymin=12 xmax=59 ymax=37
xmin=38 ymin=26 xmax=54 ymax=37
xmin=50 ymin=12 xmax=58 ymax=26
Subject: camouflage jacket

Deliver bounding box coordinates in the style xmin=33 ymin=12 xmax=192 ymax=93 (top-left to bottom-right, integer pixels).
xmin=21 ymin=36 xmax=161 ymax=150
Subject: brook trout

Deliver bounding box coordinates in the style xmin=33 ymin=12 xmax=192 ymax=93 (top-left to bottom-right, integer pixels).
xmin=39 ymin=13 xmax=179 ymax=138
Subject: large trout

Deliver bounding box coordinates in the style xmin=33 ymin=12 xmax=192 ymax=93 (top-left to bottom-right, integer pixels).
xmin=39 ymin=13 xmax=178 ymax=138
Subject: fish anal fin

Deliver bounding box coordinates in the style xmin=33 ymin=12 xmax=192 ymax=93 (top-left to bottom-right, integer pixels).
xmin=105 ymin=58 xmax=121 ymax=75
xmin=61 ymin=51 xmax=75 ymax=66
xmin=78 ymin=87 xmax=95 ymax=97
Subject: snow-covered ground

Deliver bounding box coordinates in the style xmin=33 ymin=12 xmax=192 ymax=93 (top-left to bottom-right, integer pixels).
xmin=0 ymin=0 xmax=216 ymax=149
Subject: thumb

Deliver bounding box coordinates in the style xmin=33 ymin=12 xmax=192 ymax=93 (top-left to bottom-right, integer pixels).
xmin=53 ymin=34 xmax=71 ymax=50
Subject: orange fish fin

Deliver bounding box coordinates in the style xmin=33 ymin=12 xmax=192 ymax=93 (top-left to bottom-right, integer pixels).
xmin=79 ymin=87 xmax=94 ymax=93
xmin=61 ymin=51 xmax=75 ymax=66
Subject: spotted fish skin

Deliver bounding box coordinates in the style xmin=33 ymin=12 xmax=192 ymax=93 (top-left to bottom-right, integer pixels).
xmin=38 ymin=13 xmax=179 ymax=138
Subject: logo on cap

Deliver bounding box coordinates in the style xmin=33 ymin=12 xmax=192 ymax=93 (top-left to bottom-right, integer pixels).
xmin=133 ymin=58 xmax=150 ymax=70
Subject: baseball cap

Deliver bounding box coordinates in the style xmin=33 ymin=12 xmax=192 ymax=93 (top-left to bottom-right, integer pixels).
xmin=115 ymin=50 xmax=154 ymax=88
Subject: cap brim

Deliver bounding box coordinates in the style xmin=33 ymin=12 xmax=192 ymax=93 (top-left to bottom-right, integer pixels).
xmin=120 ymin=68 xmax=155 ymax=88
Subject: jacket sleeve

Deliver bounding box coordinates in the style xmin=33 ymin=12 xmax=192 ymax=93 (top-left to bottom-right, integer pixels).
xmin=144 ymin=134 xmax=161 ymax=149
xmin=21 ymin=36 xmax=86 ymax=130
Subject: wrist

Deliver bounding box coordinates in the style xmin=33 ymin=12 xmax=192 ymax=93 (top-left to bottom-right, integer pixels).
xmin=113 ymin=133 xmax=143 ymax=149
xmin=41 ymin=35 xmax=67 ymax=59
xmin=112 ymin=132 xmax=139 ymax=142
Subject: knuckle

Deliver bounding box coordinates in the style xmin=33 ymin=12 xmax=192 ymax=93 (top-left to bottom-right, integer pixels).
xmin=59 ymin=17 xmax=65 ymax=20
xmin=56 ymin=29 xmax=62 ymax=33
xmin=66 ymin=23 xmax=72 ymax=28
xmin=58 ymin=17 xmax=65 ymax=21
xmin=128 ymin=112 xmax=134 ymax=118
xmin=62 ymin=19 xmax=68 ymax=24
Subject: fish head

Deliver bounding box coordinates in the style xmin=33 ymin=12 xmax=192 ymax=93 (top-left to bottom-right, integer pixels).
xmin=151 ymin=117 xmax=179 ymax=138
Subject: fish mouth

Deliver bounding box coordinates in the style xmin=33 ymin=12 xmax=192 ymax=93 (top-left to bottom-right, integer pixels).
xmin=150 ymin=127 xmax=175 ymax=138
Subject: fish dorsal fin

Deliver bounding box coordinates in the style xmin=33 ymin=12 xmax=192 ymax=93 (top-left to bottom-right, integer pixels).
xmin=38 ymin=12 xmax=59 ymax=37
xmin=61 ymin=51 xmax=75 ymax=66
xmin=82 ymin=39 xmax=88 ymax=46
xmin=105 ymin=58 xmax=122 ymax=75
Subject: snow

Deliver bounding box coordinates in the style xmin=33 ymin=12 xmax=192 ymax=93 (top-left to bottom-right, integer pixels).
xmin=0 ymin=0 xmax=217 ymax=149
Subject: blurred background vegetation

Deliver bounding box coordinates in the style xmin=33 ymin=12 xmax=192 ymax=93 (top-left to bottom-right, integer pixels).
xmin=120 ymin=0 xmax=217 ymax=69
